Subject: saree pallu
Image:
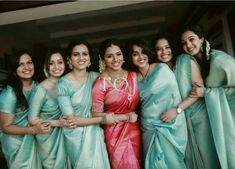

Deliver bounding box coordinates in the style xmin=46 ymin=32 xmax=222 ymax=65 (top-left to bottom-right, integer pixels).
xmin=92 ymin=71 xmax=142 ymax=169
xmin=0 ymin=82 xmax=42 ymax=169
xmin=138 ymin=63 xmax=187 ymax=169
xmin=57 ymin=72 xmax=110 ymax=169
xmin=28 ymin=85 xmax=69 ymax=169
xmin=204 ymin=51 xmax=235 ymax=169
xmin=175 ymin=54 xmax=220 ymax=169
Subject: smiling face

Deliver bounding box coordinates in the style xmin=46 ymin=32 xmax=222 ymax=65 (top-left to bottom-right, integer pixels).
xmin=16 ymin=53 xmax=34 ymax=80
xmin=69 ymin=44 xmax=91 ymax=70
xmin=131 ymin=45 xmax=149 ymax=69
xmin=47 ymin=53 xmax=65 ymax=78
xmin=181 ymin=30 xmax=204 ymax=57
xmin=104 ymin=44 xmax=124 ymax=72
xmin=155 ymin=38 xmax=173 ymax=63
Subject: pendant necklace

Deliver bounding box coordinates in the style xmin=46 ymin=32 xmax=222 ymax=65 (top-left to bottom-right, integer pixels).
xmin=106 ymin=70 xmax=135 ymax=101
xmin=140 ymin=64 xmax=150 ymax=83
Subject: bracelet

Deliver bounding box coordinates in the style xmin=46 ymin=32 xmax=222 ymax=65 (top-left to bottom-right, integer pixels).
xmin=101 ymin=115 xmax=107 ymax=124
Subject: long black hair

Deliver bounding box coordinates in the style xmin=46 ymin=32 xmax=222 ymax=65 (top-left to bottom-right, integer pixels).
xmin=180 ymin=23 xmax=211 ymax=83
xmin=3 ymin=49 xmax=34 ymax=108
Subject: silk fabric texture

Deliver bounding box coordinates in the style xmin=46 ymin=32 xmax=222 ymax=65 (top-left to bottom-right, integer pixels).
xmin=204 ymin=51 xmax=235 ymax=169
xmin=138 ymin=63 xmax=187 ymax=169
xmin=175 ymin=54 xmax=220 ymax=169
xmin=28 ymin=84 xmax=69 ymax=169
xmin=56 ymin=71 xmax=110 ymax=169
xmin=92 ymin=71 xmax=142 ymax=169
xmin=0 ymin=82 xmax=42 ymax=169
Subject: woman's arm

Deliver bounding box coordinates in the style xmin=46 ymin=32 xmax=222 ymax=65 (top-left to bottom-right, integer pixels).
xmin=63 ymin=113 xmax=118 ymax=127
xmin=93 ymin=111 xmax=138 ymax=123
xmin=1 ymin=112 xmax=51 ymax=134
xmin=161 ymin=60 xmax=204 ymax=122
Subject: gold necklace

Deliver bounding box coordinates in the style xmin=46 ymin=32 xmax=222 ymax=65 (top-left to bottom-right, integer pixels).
xmin=106 ymin=69 xmax=125 ymax=85
xmin=106 ymin=70 xmax=135 ymax=101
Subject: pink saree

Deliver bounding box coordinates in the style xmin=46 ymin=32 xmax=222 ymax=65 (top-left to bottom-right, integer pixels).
xmin=92 ymin=71 xmax=142 ymax=169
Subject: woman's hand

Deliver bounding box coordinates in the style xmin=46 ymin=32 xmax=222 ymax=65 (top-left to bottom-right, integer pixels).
xmin=128 ymin=112 xmax=138 ymax=123
xmin=190 ymin=82 xmax=204 ymax=98
xmin=160 ymin=108 xmax=178 ymax=122
xmin=105 ymin=113 xmax=119 ymax=125
xmin=60 ymin=116 xmax=77 ymax=128
xmin=32 ymin=120 xmax=51 ymax=134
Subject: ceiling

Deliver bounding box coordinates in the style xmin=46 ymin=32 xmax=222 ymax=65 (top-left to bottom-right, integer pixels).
xmin=0 ymin=1 xmax=234 ymax=53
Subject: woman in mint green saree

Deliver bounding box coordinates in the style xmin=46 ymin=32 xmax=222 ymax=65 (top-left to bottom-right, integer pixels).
xmin=181 ymin=24 xmax=235 ymax=169
xmin=56 ymin=40 xmax=113 ymax=169
xmin=28 ymin=49 xmax=70 ymax=169
xmin=128 ymin=39 xmax=187 ymax=169
xmin=0 ymin=50 xmax=51 ymax=169
xmin=153 ymin=32 xmax=220 ymax=169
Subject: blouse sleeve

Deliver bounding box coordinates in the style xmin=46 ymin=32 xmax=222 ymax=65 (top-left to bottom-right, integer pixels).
xmin=28 ymin=85 xmax=46 ymax=120
xmin=0 ymin=86 xmax=17 ymax=115
xmin=56 ymin=78 xmax=74 ymax=115
xmin=92 ymin=77 xmax=105 ymax=113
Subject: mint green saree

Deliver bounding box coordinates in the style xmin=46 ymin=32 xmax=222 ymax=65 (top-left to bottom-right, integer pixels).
xmin=204 ymin=51 xmax=235 ymax=169
xmin=0 ymin=82 xmax=42 ymax=169
xmin=28 ymin=84 xmax=69 ymax=169
xmin=175 ymin=54 xmax=220 ymax=169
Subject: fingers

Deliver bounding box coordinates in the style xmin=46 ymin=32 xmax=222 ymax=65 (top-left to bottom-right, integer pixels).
xmin=63 ymin=120 xmax=77 ymax=128
xmin=192 ymin=81 xmax=203 ymax=87
xmin=111 ymin=115 xmax=119 ymax=125
xmin=160 ymin=113 xmax=172 ymax=122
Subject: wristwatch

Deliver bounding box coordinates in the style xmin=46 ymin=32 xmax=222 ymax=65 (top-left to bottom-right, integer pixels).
xmin=176 ymin=106 xmax=183 ymax=114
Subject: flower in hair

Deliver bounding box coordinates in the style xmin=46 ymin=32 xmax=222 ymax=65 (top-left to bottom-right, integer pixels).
xmin=205 ymin=40 xmax=211 ymax=60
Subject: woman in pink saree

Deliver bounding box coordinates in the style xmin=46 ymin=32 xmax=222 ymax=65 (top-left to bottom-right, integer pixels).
xmin=92 ymin=39 xmax=142 ymax=169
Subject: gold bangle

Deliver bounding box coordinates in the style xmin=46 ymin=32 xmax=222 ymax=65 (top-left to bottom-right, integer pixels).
xmin=101 ymin=115 xmax=107 ymax=124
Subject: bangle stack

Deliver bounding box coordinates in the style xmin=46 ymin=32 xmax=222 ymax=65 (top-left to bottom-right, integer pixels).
xmin=101 ymin=115 xmax=107 ymax=124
